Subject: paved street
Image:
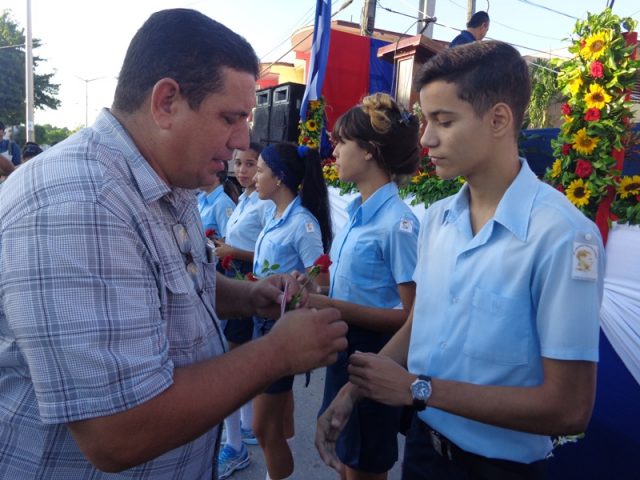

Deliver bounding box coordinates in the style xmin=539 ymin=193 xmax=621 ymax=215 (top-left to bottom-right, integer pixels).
xmin=233 ymin=369 xmax=404 ymax=480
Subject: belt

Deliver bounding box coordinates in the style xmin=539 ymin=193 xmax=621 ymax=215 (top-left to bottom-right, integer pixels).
xmin=415 ymin=419 xmax=548 ymax=479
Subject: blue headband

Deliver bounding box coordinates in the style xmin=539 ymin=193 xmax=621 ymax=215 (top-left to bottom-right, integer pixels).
xmin=261 ymin=145 xmax=303 ymax=193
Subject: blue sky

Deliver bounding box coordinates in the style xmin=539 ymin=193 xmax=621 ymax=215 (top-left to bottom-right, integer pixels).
xmin=7 ymin=0 xmax=640 ymax=129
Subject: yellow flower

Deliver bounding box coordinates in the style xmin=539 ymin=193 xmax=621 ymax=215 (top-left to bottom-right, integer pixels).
xmin=617 ymin=175 xmax=640 ymax=199
xmin=584 ymin=83 xmax=612 ymax=110
xmin=569 ymin=76 xmax=583 ymax=96
xmin=580 ymin=30 xmax=610 ymax=61
xmin=566 ymin=179 xmax=592 ymax=207
xmin=309 ymin=100 xmax=321 ymax=110
xmin=305 ymin=119 xmax=318 ymax=132
xmin=572 ymin=128 xmax=599 ymax=155
xmin=551 ymin=159 xmax=562 ymax=178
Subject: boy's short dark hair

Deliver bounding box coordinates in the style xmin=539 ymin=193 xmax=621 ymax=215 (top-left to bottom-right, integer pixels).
xmin=414 ymin=41 xmax=531 ymax=136
xmin=467 ymin=11 xmax=489 ymax=28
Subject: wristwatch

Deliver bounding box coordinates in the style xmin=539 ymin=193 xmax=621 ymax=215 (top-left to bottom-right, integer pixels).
xmin=410 ymin=375 xmax=432 ymax=411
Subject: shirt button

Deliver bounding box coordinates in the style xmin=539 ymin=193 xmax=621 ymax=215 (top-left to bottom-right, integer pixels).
xmin=585 ymin=233 xmax=592 ymax=241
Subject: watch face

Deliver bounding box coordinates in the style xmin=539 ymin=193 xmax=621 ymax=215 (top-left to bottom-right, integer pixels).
xmin=412 ymin=379 xmax=431 ymax=401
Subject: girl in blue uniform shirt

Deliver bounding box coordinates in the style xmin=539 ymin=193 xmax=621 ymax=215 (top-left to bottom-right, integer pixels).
xmin=311 ymin=93 xmax=420 ymax=480
xmin=213 ymin=143 xmax=272 ymax=478
xmin=198 ymin=161 xmax=238 ymax=239
xmin=252 ymin=142 xmax=332 ymax=480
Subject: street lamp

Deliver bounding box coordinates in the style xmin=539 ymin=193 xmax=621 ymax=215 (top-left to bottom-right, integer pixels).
xmin=73 ymin=75 xmax=109 ymax=127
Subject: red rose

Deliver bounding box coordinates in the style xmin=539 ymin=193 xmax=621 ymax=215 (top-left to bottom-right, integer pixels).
xmin=556 ymin=185 xmax=565 ymax=193
xmin=245 ymin=272 xmax=258 ymax=282
xmin=561 ymin=143 xmax=571 ymax=155
xmin=584 ymin=108 xmax=601 ymax=122
xmin=575 ymin=159 xmax=593 ymax=178
xmin=589 ymin=61 xmax=604 ymax=78
xmin=221 ymin=255 xmax=234 ymax=271
xmin=313 ymin=254 xmax=332 ymax=273
xmin=205 ymin=228 xmax=217 ymax=239
xmin=622 ymin=116 xmax=630 ymax=127
xmin=561 ymin=103 xmax=571 ymax=116
xmin=421 ymin=147 xmax=430 ymax=157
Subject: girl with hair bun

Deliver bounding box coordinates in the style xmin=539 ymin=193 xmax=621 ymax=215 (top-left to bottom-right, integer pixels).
xmin=251 ymin=142 xmax=332 ymax=480
xmin=314 ymin=92 xmax=420 ymax=480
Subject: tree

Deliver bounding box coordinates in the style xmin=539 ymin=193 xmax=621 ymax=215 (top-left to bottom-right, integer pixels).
xmin=524 ymin=58 xmax=562 ymax=129
xmin=0 ymin=9 xmax=60 ymax=126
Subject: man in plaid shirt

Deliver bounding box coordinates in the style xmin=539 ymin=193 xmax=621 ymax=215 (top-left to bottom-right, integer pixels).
xmin=0 ymin=9 xmax=347 ymax=479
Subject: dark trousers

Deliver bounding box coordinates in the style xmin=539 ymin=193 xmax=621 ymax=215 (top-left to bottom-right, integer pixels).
xmin=402 ymin=414 xmax=548 ymax=480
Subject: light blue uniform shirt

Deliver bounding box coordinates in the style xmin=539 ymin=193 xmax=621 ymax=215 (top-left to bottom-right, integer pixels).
xmin=253 ymin=196 xmax=324 ymax=276
xmin=408 ymin=160 xmax=604 ymax=463
xmin=197 ymin=185 xmax=235 ymax=237
xmin=329 ymin=182 xmax=418 ymax=308
xmin=225 ymin=190 xmax=272 ymax=251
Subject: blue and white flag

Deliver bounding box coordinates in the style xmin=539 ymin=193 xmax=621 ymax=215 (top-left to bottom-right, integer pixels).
xmin=300 ymin=0 xmax=331 ymax=120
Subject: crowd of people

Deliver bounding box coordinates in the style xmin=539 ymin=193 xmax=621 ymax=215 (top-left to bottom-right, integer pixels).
xmin=0 ymin=120 xmax=44 ymax=180
xmin=0 ymin=7 xmax=605 ymax=480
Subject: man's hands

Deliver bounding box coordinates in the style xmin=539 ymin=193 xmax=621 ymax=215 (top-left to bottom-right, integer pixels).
xmin=348 ymin=352 xmax=415 ymax=407
xmin=249 ymin=273 xmax=310 ymax=319
xmin=270 ymin=307 xmax=347 ymax=376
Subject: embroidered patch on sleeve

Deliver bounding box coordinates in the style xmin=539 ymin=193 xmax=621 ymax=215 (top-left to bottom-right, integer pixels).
xmin=572 ymin=240 xmax=598 ymax=281
xmin=305 ymin=222 xmax=315 ymax=233
xmin=399 ymin=218 xmax=413 ymax=233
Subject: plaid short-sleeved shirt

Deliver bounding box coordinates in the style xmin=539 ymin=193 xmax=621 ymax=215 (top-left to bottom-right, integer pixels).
xmin=0 ymin=109 xmax=226 ymax=479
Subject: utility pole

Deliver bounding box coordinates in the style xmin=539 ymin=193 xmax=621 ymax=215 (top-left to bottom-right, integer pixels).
xmin=418 ymin=0 xmax=437 ymax=38
xmin=361 ymin=0 xmax=376 ymax=36
xmin=467 ymin=0 xmax=476 ymax=21
xmin=25 ymin=0 xmax=35 ymax=141
xmin=74 ymin=75 xmax=108 ymax=127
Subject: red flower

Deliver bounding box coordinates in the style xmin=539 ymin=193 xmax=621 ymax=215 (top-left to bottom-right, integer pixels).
xmin=561 ymin=143 xmax=571 ymax=155
xmin=421 ymin=147 xmax=430 ymax=157
xmin=589 ymin=61 xmax=604 ymax=78
xmin=622 ymin=116 xmax=630 ymax=127
xmin=561 ymin=103 xmax=572 ymax=116
xmin=205 ymin=228 xmax=217 ymax=239
xmin=245 ymin=272 xmax=258 ymax=282
xmin=556 ymin=185 xmax=565 ymax=193
xmin=221 ymin=255 xmax=234 ymax=271
xmin=313 ymin=254 xmax=332 ymax=273
xmin=575 ymin=159 xmax=593 ymax=178
xmin=584 ymin=108 xmax=601 ymax=122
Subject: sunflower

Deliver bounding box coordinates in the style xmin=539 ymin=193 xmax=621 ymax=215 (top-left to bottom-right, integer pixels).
xmin=584 ymin=83 xmax=612 ymax=110
xmin=580 ymin=30 xmax=610 ymax=61
xmin=551 ymin=159 xmax=562 ymax=178
xmin=569 ymin=76 xmax=583 ymax=95
xmin=572 ymin=128 xmax=600 ymax=155
xmin=617 ymin=175 xmax=640 ymax=199
xmin=566 ymin=179 xmax=592 ymax=207
xmin=305 ymin=119 xmax=318 ymax=132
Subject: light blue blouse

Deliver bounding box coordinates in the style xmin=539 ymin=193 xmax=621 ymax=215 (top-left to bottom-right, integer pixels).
xmin=253 ymin=196 xmax=324 ymax=277
xmin=225 ymin=190 xmax=272 ymax=251
xmin=197 ymin=185 xmax=236 ymax=238
xmin=329 ymin=182 xmax=418 ymax=308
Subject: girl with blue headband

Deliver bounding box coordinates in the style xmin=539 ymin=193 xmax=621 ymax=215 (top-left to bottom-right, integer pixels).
xmin=313 ymin=92 xmax=420 ymax=480
xmin=251 ymin=142 xmax=332 ymax=480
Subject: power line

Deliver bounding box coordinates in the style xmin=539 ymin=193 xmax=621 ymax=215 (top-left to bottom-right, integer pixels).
xmin=515 ymin=0 xmax=578 ymax=20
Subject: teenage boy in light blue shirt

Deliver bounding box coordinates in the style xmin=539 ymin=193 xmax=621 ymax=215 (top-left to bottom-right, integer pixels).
xmin=317 ymin=41 xmax=604 ymax=480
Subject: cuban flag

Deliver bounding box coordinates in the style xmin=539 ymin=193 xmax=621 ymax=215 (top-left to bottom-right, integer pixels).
xmin=300 ymin=0 xmax=332 ymax=120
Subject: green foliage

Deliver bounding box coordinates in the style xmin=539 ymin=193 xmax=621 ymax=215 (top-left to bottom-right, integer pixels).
xmin=525 ymin=58 xmax=562 ymax=129
xmin=0 ymin=10 xmax=60 ymax=125
xmin=12 ymin=123 xmax=75 ymax=146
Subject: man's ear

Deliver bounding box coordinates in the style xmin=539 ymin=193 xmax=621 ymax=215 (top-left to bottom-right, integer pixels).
xmin=489 ymin=103 xmax=513 ymax=138
xmin=150 ymin=78 xmax=181 ymax=130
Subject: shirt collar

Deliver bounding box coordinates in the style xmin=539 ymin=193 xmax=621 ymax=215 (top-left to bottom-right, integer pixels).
xmin=201 ymin=185 xmax=224 ymax=205
xmin=346 ymin=182 xmax=399 ymax=224
xmin=93 ymin=109 xmax=193 ymax=206
xmin=442 ymin=159 xmax=539 ymax=242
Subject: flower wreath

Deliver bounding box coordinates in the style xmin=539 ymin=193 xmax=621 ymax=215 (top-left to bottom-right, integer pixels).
xmin=544 ymin=8 xmax=640 ymax=240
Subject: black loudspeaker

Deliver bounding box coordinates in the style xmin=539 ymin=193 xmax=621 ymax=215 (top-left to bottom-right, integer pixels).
xmin=269 ymin=83 xmax=306 ymax=144
xmin=251 ymin=88 xmax=272 ymax=144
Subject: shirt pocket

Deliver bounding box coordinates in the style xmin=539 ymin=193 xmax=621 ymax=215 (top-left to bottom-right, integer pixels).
xmin=343 ymin=239 xmax=386 ymax=287
xmin=463 ymin=288 xmax=531 ymax=365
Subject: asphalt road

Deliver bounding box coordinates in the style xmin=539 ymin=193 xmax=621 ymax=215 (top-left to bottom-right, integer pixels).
xmin=231 ymin=368 xmax=404 ymax=480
